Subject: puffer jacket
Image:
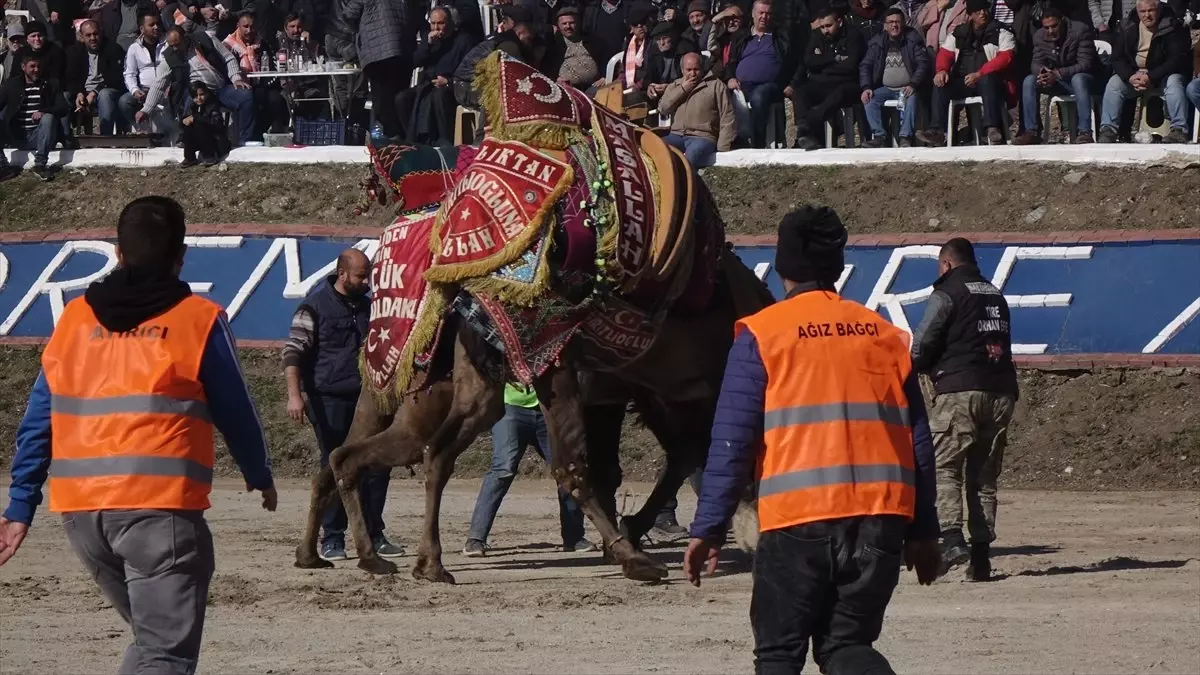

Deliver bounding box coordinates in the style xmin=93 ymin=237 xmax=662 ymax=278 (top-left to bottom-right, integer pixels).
xmin=859 ymin=25 xmax=933 ymax=89
xmin=1110 ymin=7 xmax=1191 ymax=85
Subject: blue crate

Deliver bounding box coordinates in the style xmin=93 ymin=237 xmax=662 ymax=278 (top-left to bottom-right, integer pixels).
xmin=293 ymin=117 xmax=346 ymax=146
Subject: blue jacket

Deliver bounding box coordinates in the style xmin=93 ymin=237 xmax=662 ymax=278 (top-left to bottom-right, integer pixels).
xmin=858 ymin=26 xmax=932 ymax=91
xmin=690 ymin=293 xmax=940 ymax=543
xmin=4 ymin=313 xmax=275 ymax=526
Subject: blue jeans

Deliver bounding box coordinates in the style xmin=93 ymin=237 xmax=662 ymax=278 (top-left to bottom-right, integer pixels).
xmin=864 ymin=87 xmax=919 ymax=139
xmin=90 ymin=87 xmax=128 ymax=135
xmin=1021 ymin=72 xmax=1094 ymax=133
xmin=307 ymin=393 xmax=391 ymax=547
xmin=1187 ymin=77 xmax=1200 ymax=124
xmin=743 ymin=81 xmax=781 ymax=149
xmin=0 ymin=110 xmax=59 ymax=167
xmin=1100 ymin=73 xmax=1189 ymax=132
xmin=663 ymin=133 xmax=717 ymax=168
xmin=467 ymin=404 xmax=586 ymax=547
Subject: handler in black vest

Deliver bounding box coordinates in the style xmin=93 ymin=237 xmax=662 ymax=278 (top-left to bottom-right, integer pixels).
xmin=910 ymin=237 xmax=1019 ymax=582
xmin=282 ymin=248 xmax=402 ymax=562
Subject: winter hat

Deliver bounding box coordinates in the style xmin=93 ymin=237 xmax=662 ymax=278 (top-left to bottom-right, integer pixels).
xmin=24 ymin=20 xmax=47 ymax=38
xmin=649 ymin=20 xmax=679 ymax=39
xmin=774 ymin=206 xmax=848 ymax=285
xmin=687 ymin=1 xmax=709 ymax=15
xmin=966 ymin=0 xmax=990 ymax=14
xmin=7 ymin=23 xmax=25 ymax=39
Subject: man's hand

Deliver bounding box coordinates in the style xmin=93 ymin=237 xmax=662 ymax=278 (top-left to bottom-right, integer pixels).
xmin=156 ymin=0 xmax=167 ymax=8
xmin=648 ymin=82 xmax=667 ymax=99
xmin=933 ymin=71 xmax=949 ymax=88
xmin=861 ymin=89 xmax=873 ymax=104
xmin=182 ymin=115 xmax=194 ymax=126
xmin=904 ymin=539 xmax=941 ymax=586
xmin=0 ymin=517 xmax=29 ymax=567
xmin=727 ymin=77 xmax=740 ymax=90
xmin=135 ymin=110 xmax=148 ymax=124
xmin=234 ymin=79 xmax=251 ymax=90
xmin=133 ymin=89 xmax=147 ymax=102
xmin=937 ymin=0 xmax=952 ymax=10
xmin=1130 ymin=70 xmax=1149 ymax=90
xmin=683 ymin=538 xmax=720 ymax=587
xmin=682 ymin=73 xmax=700 ymax=92
xmin=31 ymin=111 xmax=43 ymax=123
xmin=434 ymin=75 xmax=449 ymax=88
xmin=247 ymin=484 xmax=278 ymax=512
xmin=86 ymin=91 xmax=98 ymax=107
xmin=428 ymin=29 xmax=443 ymax=41
xmin=75 ymin=93 xmax=88 ymax=111
xmin=301 ymin=31 xmax=310 ymax=41
xmin=593 ymin=77 xmax=608 ymax=88
xmin=901 ymin=85 xmax=915 ymax=97
xmin=200 ymin=6 xmax=217 ymax=21
xmin=783 ymin=84 xmax=794 ymax=98
xmin=964 ymin=71 xmax=980 ymax=87
xmin=287 ymin=393 xmax=306 ymax=421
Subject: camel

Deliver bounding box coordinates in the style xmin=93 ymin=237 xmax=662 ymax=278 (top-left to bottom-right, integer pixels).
xmin=294 ymin=52 xmax=774 ymax=583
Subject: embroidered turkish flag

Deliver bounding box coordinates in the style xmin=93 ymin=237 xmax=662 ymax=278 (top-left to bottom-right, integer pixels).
xmin=426 ymin=138 xmax=573 ymax=281
xmin=363 ymin=209 xmax=441 ymax=397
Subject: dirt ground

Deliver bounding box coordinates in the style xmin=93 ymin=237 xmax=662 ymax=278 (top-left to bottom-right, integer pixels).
xmin=2 ymin=161 xmax=1200 ymax=235
xmin=0 ymin=481 xmax=1197 ymax=674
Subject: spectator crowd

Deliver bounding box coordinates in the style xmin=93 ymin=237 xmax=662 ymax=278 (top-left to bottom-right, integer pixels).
xmin=3 ymin=0 xmax=1200 ymax=181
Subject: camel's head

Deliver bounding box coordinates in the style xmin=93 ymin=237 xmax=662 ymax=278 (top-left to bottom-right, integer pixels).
xmin=356 ymin=138 xmax=465 ymax=216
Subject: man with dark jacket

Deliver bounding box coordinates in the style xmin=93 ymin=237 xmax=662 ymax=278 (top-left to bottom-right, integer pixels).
xmin=282 ymin=249 xmax=401 ymax=563
xmin=637 ymin=21 xmax=696 ymax=101
xmin=859 ymin=7 xmax=930 ymax=146
xmin=583 ymin=0 xmax=633 ymax=70
xmin=341 ymin=0 xmax=414 ymax=137
xmin=0 ymin=53 xmax=69 ymax=180
xmin=1097 ymin=0 xmax=1191 ymax=143
xmin=787 ymin=5 xmax=865 ymax=150
xmin=395 ymin=6 xmax=473 ymax=145
xmin=910 ymin=237 xmax=1019 ymax=582
xmin=725 ymin=0 xmax=796 ymax=148
xmin=1013 ymin=6 xmax=1097 ymax=144
xmin=65 ymin=19 xmax=129 ymax=135
xmin=685 ymin=205 xmax=941 ymax=675
xmin=6 ymin=20 xmax=66 ymax=83
xmin=916 ymin=0 xmax=1014 ymax=146
xmin=845 ymin=0 xmax=888 ymax=42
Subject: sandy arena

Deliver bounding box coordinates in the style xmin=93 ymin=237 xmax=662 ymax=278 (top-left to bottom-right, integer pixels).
xmin=1 ymin=479 xmax=1197 ymax=674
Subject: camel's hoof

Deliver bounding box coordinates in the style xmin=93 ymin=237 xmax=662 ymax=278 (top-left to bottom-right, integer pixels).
xmin=357 ymin=555 xmax=398 ymax=575
xmin=618 ymin=518 xmax=648 ymax=551
xmin=622 ymin=552 xmax=669 ymax=582
xmin=295 ymin=547 xmax=335 ymax=569
xmin=412 ymin=565 xmax=457 ymax=584
xmin=602 ymin=546 xmax=620 ymax=566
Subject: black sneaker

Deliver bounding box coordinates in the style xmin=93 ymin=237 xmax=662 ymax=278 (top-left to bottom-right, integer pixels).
xmin=897 ymin=136 xmax=914 ymax=148
xmin=179 ymin=157 xmax=200 ymax=168
xmin=31 ymin=165 xmax=55 ymax=181
xmin=863 ymin=136 xmax=887 ymax=148
xmin=1097 ymin=126 xmax=1119 ymax=144
xmin=0 ymin=165 xmax=19 ymax=182
xmin=462 ymin=538 xmax=488 ymax=557
xmin=650 ymin=516 xmax=689 ymax=543
xmin=373 ymin=535 xmax=405 ymax=558
xmin=966 ymin=542 xmax=991 ymax=582
xmin=1163 ymin=128 xmax=1189 ymax=144
xmin=939 ymin=530 xmax=970 ymax=577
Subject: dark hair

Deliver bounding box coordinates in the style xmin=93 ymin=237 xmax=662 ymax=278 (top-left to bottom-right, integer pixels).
xmin=429 ymin=5 xmax=456 ymax=31
xmin=21 ymin=51 xmax=43 ymax=65
xmin=940 ymin=237 xmax=977 ymax=266
xmin=166 ymin=25 xmax=186 ymax=40
xmin=138 ymin=9 xmax=160 ymax=26
xmin=1040 ymin=5 xmax=1064 ymax=20
xmin=815 ymin=4 xmax=841 ymax=20
xmin=885 ymin=7 xmax=905 ymax=20
xmin=283 ymin=11 xmax=304 ymax=26
xmin=188 ymin=80 xmax=210 ymax=97
xmin=117 ymin=197 xmax=188 ymax=274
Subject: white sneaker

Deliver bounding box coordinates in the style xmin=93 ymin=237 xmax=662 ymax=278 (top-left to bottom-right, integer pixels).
xmin=564 ymin=538 xmax=599 ymax=553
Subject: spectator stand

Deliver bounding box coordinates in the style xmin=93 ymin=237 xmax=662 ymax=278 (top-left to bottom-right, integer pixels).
xmin=1038 ymin=39 xmax=1111 ymax=144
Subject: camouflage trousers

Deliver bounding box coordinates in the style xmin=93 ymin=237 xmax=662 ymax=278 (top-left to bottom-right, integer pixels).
xmin=930 ymin=390 xmax=1016 ymax=544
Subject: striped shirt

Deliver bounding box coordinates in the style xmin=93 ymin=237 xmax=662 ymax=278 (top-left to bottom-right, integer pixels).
xmin=20 ymin=84 xmax=41 ymax=131
xmin=280 ymin=306 xmax=316 ymax=368
xmin=992 ymin=0 xmax=1015 ymax=26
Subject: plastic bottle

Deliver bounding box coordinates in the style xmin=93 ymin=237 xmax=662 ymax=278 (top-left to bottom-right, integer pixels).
xmin=897 ymin=88 xmax=907 ymax=112
xmin=277 ymin=47 xmax=288 ymax=72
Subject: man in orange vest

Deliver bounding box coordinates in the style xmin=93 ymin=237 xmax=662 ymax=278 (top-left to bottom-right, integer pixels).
xmin=0 ymin=196 xmax=277 ymax=675
xmin=684 ymin=206 xmax=942 ymax=675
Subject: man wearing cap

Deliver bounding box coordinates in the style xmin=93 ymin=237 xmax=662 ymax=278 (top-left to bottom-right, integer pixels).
xmin=684 ymin=0 xmax=713 ymax=50
xmin=684 ymin=206 xmax=941 ymax=675
xmin=916 ymin=0 xmax=1014 ymax=146
xmin=3 ymin=23 xmax=26 ymax=79
xmin=542 ymin=6 xmax=601 ymax=91
xmin=7 ymin=20 xmax=66 ymax=84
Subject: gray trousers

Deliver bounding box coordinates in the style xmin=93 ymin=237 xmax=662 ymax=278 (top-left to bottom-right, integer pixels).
xmin=63 ymin=509 xmax=215 ymax=675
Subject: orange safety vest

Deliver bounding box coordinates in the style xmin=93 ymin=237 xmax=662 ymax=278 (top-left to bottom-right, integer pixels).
xmin=42 ymin=294 xmax=223 ymax=513
xmin=738 ymin=290 xmax=917 ymax=532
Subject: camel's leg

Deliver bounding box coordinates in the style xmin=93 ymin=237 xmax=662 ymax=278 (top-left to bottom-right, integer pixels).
xmin=296 ymin=388 xmax=394 ymax=569
xmin=410 ymin=339 xmax=504 ymax=584
xmin=620 ymin=396 xmax=714 ymax=546
xmin=583 ymin=401 xmax=627 ymax=547
xmin=535 ymin=363 xmax=668 ymax=582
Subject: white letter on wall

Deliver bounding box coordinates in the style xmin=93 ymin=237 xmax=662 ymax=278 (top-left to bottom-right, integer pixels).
xmin=1143 ymin=297 xmax=1200 ymax=353
xmin=182 ymin=236 xmax=245 ymax=294
xmin=226 ymin=237 xmax=379 ymax=321
xmin=864 ymin=245 xmax=941 ymax=334
xmin=0 ymin=241 xmax=118 ymax=335
xmin=990 ymin=246 xmax=1093 ymax=355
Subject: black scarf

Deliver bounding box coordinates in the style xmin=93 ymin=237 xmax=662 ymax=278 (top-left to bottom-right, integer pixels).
xmin=84 ymin=267 xmax=192 ymax=332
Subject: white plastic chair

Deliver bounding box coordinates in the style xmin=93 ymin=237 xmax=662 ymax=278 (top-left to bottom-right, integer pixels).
xmin=882 ymin=98 xmax=902 ymax=147
xmin=410 ymin=67 xmax=422 ymax=87
xmin=605 ymin=52 xmax=623 ymax=84
xmin=946 ymin=96 xmax=1010 ymax=146
xmin=1039 ymin=40 xmax=1109 ymax=143
xmin=1193 ymin=108 xmax=1199 ymax=143
xmin=480 ymin=0 xmax=497 ymax=36
xmin=731 ymin=89 xmax=785 ymax=149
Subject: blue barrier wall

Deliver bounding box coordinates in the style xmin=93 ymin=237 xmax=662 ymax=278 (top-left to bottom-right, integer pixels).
xmin=0 ymin=235 xmax=1196 ymax=354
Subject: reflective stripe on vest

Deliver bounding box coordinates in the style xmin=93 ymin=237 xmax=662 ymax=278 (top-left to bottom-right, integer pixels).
xmin=41 ymin=294 xmax=222 ymax=513
xmin=739 ymin=290 xmax=917 ymax=532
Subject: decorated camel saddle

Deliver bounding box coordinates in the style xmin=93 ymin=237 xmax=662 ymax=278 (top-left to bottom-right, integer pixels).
xmin=359 ymin=52 xmax=726 ymax=411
